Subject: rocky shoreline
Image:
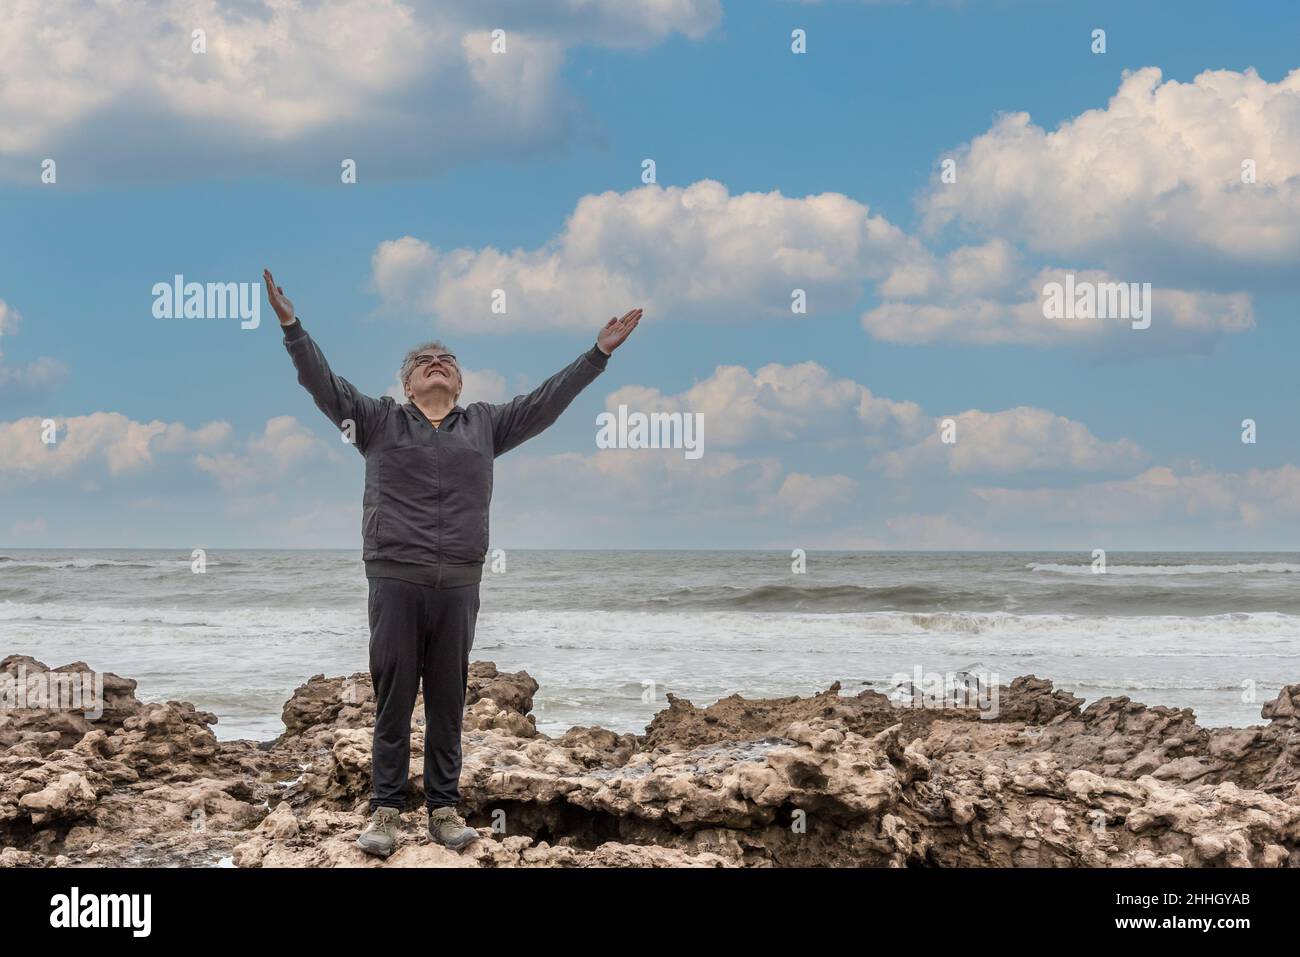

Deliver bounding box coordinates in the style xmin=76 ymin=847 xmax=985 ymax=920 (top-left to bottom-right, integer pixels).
xmin=2 ymin=653 xmax=1298 ymax=867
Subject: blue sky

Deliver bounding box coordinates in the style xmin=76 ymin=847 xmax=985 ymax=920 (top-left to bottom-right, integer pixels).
xmin=2 ymin=0 xmax=1299 ymax=549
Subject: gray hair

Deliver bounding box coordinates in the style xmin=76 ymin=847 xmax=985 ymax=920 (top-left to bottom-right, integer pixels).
xmin=399 ymin=339 xmax=461 ymax=400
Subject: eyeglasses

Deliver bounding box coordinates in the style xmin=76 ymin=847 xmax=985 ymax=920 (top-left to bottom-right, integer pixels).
xmin=412 ymin=353 xmax=458 ymax=369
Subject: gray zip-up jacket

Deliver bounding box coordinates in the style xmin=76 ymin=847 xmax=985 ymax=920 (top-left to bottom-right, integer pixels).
xmin=282 ymin=317 xmax=608 ymax=587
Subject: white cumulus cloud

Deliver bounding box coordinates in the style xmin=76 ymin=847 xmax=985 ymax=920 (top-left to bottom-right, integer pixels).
xmin=194 ymin=415 xmax=332 ymax=490
xmin=876 ymin=406 xmax=1145 ymax=478
xmin=0 ymin=413 xmax=231 ymax=483
xmin=920 ymin=67 xmax=1300 ymax=285
xmin=372 ymin=180 xmax=915 ymax=331
xmin=864 ymin=244 xmax=1255 ymax=350
xmin=605 ymin=360 xmax=929 ymax=450
xmin=0 ymin=0 xmax=721 ymax=181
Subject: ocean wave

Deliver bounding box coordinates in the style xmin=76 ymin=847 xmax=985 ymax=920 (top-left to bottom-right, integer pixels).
xmin=0 ymin=600 xmax=359 ymax=630
xmin=625 ymin=578 xmax=1300 ymax=615
xmin=481 ymin=608 xmax=1300 ymax=650
xmin=0 ymin=557 xmax=213 ymax=571
xmin=1066 ymin=680 xmax=1274 ymax=692
xmin=1026 ymin=561 xmax=1300 ymax=576
xmin=634 ymin=582 xmax=1006 ymax=612
xmin=7 ymin=599 xmax=1300 ymax=651
xmin=894 ymin=610 xmax=1300 ymax=638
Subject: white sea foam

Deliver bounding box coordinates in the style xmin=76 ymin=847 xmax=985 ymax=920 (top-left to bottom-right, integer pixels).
xmin=1026 ymin=561 xmax=1300 ymax=576
xmin=5 ymin=601 xmax=1298 ymax=645
xmin=0 ymin=557 xmax=208 ymax=570
xmin=0 ymin=599 xmax=359 ymax=633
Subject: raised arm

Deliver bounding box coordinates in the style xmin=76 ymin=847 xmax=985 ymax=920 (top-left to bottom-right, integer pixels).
xmin=486 ymin=307 xmax=641 ymax=457
xmin=266 ymin=268 xmax=386 ymax=452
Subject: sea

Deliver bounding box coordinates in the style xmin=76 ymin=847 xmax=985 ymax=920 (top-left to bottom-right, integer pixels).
xmin=2 ymin=549 xmax=1297 ymax=741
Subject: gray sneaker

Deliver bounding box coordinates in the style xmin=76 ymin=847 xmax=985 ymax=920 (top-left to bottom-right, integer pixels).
xmin=427 ymin=806 xmax=479 ymax=850
xmin=357 ymin=806 xmax=402 ymax=857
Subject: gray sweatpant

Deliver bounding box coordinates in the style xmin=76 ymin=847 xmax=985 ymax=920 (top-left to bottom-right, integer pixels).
xmin=366 ymin=576 xmax=480 ymax=812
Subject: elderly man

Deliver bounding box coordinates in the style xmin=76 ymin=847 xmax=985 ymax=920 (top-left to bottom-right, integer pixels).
xmin=264 ymin=269 xmax=640 ymax=856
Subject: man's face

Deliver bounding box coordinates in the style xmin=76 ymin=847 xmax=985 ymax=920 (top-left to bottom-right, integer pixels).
xmin=406 ymin=349 xmax=462 ymax=401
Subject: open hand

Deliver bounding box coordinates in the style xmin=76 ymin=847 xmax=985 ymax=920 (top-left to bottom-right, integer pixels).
xmin=597 ymin=308 xmax=642 ymax=355
xmin=263 ymin=268 xmax=296 ymax=326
